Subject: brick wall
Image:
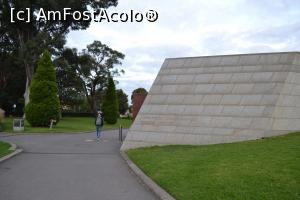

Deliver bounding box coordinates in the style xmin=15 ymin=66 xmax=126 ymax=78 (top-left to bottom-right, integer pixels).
xmin=132 ymin=93 xmax=147 ymax=120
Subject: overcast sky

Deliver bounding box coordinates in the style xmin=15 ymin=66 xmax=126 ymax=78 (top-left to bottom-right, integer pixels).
xmin=66 ymin=0 xmax=300 ymax=100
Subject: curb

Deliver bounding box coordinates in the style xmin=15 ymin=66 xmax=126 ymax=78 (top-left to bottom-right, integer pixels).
xmin=0 ymin=129 xmax=128 ymax=137
xmin=120 ymin=151 xmax=176 ymax=200
xmin=0 ymin=142 xmax=23 ymax=163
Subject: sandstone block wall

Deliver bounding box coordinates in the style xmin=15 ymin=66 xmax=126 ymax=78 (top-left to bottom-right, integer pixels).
xmin=121 ymin=52 xmax=300 ymax=150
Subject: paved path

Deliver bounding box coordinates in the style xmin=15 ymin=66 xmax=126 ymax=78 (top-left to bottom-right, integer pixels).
xmin=0 ymin=131 xmax=158 ymax=200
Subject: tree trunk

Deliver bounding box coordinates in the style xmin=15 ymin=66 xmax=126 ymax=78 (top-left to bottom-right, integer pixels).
xmin=24 ymin=63 xmax=34 ymax=106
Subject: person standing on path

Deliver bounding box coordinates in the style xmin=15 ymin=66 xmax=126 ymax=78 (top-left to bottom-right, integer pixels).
xmin=95 ymin=111 xmax=104 ymax=140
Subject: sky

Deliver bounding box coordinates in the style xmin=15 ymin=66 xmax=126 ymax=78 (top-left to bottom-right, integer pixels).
xmin=66 ymin=0 xmax=300 ymax=100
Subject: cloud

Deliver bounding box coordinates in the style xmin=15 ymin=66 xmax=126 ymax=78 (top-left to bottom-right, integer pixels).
xmin=66 ymin=0 xmax=300 ymax=102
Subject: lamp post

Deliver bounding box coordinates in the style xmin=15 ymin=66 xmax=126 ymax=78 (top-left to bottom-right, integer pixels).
xmin=13 ymin=104 xmax=16 ymax=116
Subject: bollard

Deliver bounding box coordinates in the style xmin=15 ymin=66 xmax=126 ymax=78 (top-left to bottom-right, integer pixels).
xmin=119 ymin=125 xmax=123 ymax=142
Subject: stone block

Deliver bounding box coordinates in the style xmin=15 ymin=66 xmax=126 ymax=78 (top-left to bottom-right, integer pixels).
xmin=230 ymin=118 xmax=252 ymax=129
xmin=212 ymin=128 xmax=235 ymax=135
xmin=166 ymin=95 xmax=185 ymax=104
xmin=272 ymin=119 xmax=300 ymax=131
xmin=250 ymin=118 xmax=272 ymax=130
xmin=271 ymin=72 xmax=289 ymax=82
xmin=194 ymin=74 xmax=213 ymax=83
xmin=150 ymin=105 xmax=168 ymax=114
xmin=202 ymin=105 xmax=223 ymax=115
xmin=291 ymin=85 xmax=300 ymax=95
xmin=252 ymin=83 xmax=277 ymax=94
xmin=158 ymin=125 xmax=176 ymax=133
xmin=183 ymin=95 xmax=203 ymax=105
xmin=258 ymin=54 xmax=280 ymax=65
xmin=240 ymin=95 xmax=263 ymax=105
xmin=203 ymin=56 xmax=222 ymax=67
xmin=175 ymin=126 xmax=195 ymax=134
xmin=222 ymin=106 xmax=244 ymax=116
xmin=213 ymin=84 xmax=234 ymax=94
xmin=160 ymin=75 xmax=177 ymax=84
xmin=176 ymin=85 xmax=196 ymax=94
xmin=232 ymin=84 xmax=254 ymax=94
xmin=222 ymin=66 xmax=242 ymax=73
xmin=210 ymin=116 xmax=232 ymax=128
xmin=211 ymin=73 xmax=233 ymax=83
xmin=186 ymin=67 xmax=204 ymax=74
xmin=150 ymin=95 xmax=168 ymax=104
xmin=202 ymin=95 xmax=223 ymax=105
xmin=239 ymin=54 xmax=260 ymax=66
xmin=242 ymin=65 xmax=262 ymax=72
xmin=169 ymin=68 xmax=188 ymax=74
xmin=274 ymin=107 xmax=300 ymax=118
xmin=221 ymin=95 xmax=242 ymax=105
xmin=220 ymin=55 xmax=240 ymax=66
xmin=166 ymin=105 xmax=186 ymax=115
xmin=176 ymin=75 xmax=195 ymax=84
xmin=167 ymin=58 xmax=186 ymax=68
xmin=241 ymin=106 xmax=265 ymax=117
xmin=261 ymin=95 xmax=279 ymax=105
xmin=231 ymin=73 xmax=252 ymax=82
xmin=161 ymin=85 xmax=177 ymax=94
xmin=192 ymin=127 xmax=213 ymax=135
xmin=183 ymin=105 xmax=204 ymax=115
xmin=195 ymin=84 xmax=214 ymax=94
xmin=150 ymin=85 xmax=162 ymax=94
xmin=203 ymin=67 xmax=223 ymax=73
xmin=190 ymin=116 xmax=212 ymax=126
xmin=251 ymin=72 xmax=273 ymax=82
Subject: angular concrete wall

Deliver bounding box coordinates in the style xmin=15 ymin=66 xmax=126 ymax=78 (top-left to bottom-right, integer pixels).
xmin=121 ymin=52 xmax=300 ymax=150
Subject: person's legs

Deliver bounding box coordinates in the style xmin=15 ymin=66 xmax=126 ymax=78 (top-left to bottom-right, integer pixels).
xmin=96 ymin=125 xmax=100 ymax=139
xmin=98 ymin=126 xmax=102 ymax=138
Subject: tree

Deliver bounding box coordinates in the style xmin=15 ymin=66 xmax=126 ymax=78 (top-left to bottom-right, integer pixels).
xmin=56 ymin=41 xmax=124 ymax=115
xmin=25 ymin=51 xmax=61 ymax=127
xmin=102 ymin=78 xmax=119 ymax=124
xmin=116 ymin=89 xmax=129 ymax=115
xmin=131 ymin=88 xmax=148 ymax=102
xmin=0 ymin=0 xmax=118 ymax=106
xmin=0 ymin=51 xmax=26 ymax=116
xmin=54 ymin=50 xmax=85 ymax=110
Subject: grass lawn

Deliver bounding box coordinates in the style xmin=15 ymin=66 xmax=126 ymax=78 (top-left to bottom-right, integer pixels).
xmin=0 ymin=141 xmax=12 ymax=158
xmin=2 ymin=117 xmax=132 ymax=133
xmin=127 ymin=132 xmax=300 ymax=200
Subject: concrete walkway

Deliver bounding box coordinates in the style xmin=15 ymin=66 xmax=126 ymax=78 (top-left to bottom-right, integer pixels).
xmin=0 ymin=131 xmax=158 ymax=200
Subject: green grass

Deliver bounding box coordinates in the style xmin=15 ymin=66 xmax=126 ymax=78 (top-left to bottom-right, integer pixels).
xmin=0 ymin=141 xmax=12 ymax=158
xmin=2 ymin=117 xmax=132 ymax=134
xmin=127 ymin=132 xmax=300 ymax=200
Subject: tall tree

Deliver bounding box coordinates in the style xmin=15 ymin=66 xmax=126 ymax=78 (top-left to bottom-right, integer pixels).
xmin=55 ymin=41 xmax=124 ymax=115
xmin=25 ymin=51 xmax=60 ymax=127
xmin=116 ymin=89 xmax=129 ymax=115
xmin=102 ymin=77 xmax=119 ymax=124
xmin=0 ymin=0 xmax=118 ymax=106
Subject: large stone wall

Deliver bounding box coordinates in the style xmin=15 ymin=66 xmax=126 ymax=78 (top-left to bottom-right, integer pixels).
xmin=121 ymin=52 xmax=300 ymax=150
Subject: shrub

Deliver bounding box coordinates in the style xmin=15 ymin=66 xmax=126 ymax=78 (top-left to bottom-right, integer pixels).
xmin=25 ymin=51 xmax=61 ymax=127
xmin=102 ymin=77 xmax=119 ymax=124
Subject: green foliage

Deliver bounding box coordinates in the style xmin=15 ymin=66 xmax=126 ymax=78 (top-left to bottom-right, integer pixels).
xmin=25 ymin=51 xmax=61 ymax=127
xmin=55 ymin=42 xmax=124 ymax=115
xmin=0 ymin=141 xmax=12 ymax=158
xmin=102 ymin=78 xmax=119 ymax=124
xmin=131 ymin=87 xmax=148 ymax=101
xmin=116 ymin=89 xmax=129 ymax=115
